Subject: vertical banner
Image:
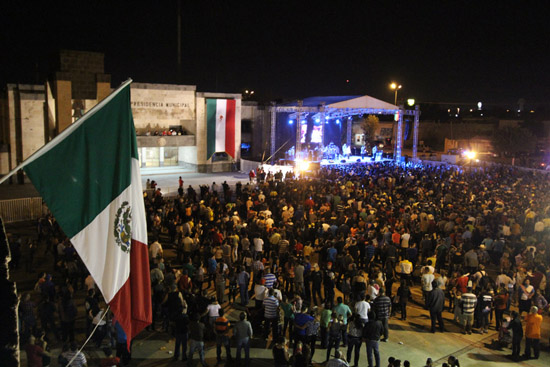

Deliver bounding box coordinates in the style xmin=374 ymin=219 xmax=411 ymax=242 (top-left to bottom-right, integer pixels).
xmin=206 ymin=99 xmax=236 ymax=160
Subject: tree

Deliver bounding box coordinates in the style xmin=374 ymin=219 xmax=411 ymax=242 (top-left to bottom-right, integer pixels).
xmin=492 ymin=127 xmax=536 ymax=157
xmin=361 ymin=115 xmax=379 ymax=144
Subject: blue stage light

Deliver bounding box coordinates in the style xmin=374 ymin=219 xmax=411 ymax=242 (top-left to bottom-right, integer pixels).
xmin=301 ymin=120 xmax=306 ymax=124
xmin=336 ymin=119 xmax=341 ymax=124
xmin=315 ymin=118 xmax=320 ymax=123
xmin=288 ymin=120 xmax=294 ymax=125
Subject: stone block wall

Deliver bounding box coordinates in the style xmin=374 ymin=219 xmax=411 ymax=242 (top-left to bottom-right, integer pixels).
xmin=58 ymin=50 xmax=110 ymax=100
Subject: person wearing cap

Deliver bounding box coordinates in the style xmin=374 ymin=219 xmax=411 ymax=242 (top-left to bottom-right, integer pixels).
xmin=524 ymin=306 xmax=542 ymax=359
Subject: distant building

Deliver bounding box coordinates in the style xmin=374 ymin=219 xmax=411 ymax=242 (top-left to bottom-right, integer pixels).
xmin=0 ymin=50 xmax=244 ymax=177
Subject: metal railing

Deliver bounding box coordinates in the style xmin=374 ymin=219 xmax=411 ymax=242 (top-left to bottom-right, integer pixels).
xmin=0 ymin=197 xmax=44 ymax=223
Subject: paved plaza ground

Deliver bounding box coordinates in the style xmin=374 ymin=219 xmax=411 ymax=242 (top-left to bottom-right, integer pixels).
xmin=3 ymin=170 xmax=550 ymax=367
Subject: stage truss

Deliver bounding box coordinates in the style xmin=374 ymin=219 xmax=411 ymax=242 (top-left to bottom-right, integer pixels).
xmin=270 ymin=100 xmax=421 ymax=164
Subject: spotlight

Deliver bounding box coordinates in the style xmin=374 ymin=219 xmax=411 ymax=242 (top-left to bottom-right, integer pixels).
xmin=315 ymin=118 xmax=320 ymax=123
xmin=336 ymin=119 xmax=341 ymax=124
xmin=288 ymin=120 xmax=294 ymax=125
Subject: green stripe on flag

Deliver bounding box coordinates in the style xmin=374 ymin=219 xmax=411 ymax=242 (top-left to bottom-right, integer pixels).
xmin=206 ymin=99 xmax=217 ymax=160
xmin=24 ymin=85 xmax=137 ymax=238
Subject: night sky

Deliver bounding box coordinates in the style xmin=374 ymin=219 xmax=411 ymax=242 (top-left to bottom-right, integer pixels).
xmin=1 ymin=1 xmax=549 ymax=106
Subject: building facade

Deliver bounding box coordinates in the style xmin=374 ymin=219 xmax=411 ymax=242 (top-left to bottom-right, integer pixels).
xmin=0 ymin=51 xmax=244 ymax=177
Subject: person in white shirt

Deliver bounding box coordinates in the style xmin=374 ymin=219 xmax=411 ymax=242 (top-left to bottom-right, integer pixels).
xmin=149 ymin=239 xmax=163 ymax=262
xmin=207 ymin=297 xmax=221 ymax=326
xmin=367 ymin=280 xmax=379 ymax=300
xmin=354 ymin=294 xmax=371 ymax=322
xmin=253 ymin=236 xmax=264 ymax=256
xmin=254 ymin=282 xmax=268 ymax=309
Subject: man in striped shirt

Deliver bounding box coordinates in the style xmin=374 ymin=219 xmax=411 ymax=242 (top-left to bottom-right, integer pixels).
xmin=61 ymin=342 xmax=87 ymax=367
xmin=263 ymin=289 xmax=280 ymax=339
xmin=263 ymin=268 xmax=277 ymax=289
xmin=373 ymin=288 xmax=392 ymax=342
xmin=460 ymin=287 xmax=477 ymax=334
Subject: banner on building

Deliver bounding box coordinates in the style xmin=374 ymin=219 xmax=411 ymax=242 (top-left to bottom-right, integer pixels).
xmin=206 ymin=99 xmax=236 ymax=160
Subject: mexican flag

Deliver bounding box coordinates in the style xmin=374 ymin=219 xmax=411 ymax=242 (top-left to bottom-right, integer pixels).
xmin=206 ymin=98 xmax=236 ymax=159
xmin=23 ymin=81 xmax=151 ymax=346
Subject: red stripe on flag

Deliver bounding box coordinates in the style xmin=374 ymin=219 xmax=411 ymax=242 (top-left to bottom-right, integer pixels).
xmin=109 ymin=239 xmax=152 ymax=348
xmin=225 ymin=99 xmax=236 ymax=158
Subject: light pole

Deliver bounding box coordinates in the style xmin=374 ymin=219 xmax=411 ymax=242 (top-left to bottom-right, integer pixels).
xmin=390 ymin=82 xmax=402 ymax=105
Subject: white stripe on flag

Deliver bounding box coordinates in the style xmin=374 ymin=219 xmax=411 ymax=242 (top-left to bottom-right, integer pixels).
xmin=215 ymin=100 xmax=226 ymax=153
xmin=70 ymin=159 xmax=147 ymax=303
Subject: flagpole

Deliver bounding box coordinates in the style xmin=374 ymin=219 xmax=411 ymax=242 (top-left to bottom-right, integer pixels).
xmin=0 ymin=79 xmax=133 ymax=185
xmin=64 ymin=305 xmax=111 ymax=367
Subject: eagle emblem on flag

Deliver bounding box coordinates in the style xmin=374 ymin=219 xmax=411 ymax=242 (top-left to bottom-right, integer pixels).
xmin=114 ymin=201 xmax=132 ymax=253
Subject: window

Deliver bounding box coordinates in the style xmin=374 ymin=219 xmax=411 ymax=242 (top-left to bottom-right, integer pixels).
xmin=141 ymin=148 xmax=160 ymax=167
xmin=164 ymin=147 xmax=178 ymax=166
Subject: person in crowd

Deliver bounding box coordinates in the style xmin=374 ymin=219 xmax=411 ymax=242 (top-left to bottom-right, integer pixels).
xmin=234 ymin=312 xmax=253 ymax=367
xmin=427 ymin=279 xmax=446 ymax=333
xmin=333 ymin=297 xmax=352 ymax=346
xmin=346 ymin=315 xmax=363 ymax=367
xmin=396 ymin=280 xmax=411 ymax=320
xmin=524 ymin=306 xmax=543 ymax=360
xmin=364 ymin=310 xmax=382 ymax=367
xmin=214 ymin=308 xmax=232 ymax=364
xmin=187 ymin=313 xmax=207 ymax=367
xmin=506 ymin=311 xmax=523 ymax=360
xmin=326 ymin=350 xmax=349 ymax=367
xmin=460 ymin=287 xmax=477 ymax=334
xmin=61 ymin=341 xmax=87 ymax=367
xmin=273 ymin=336 xmax=290 ymax=367
xmin=373 ymin=288 xmax=391 ymax=342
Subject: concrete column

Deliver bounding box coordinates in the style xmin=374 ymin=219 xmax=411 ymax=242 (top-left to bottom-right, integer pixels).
xmin=346 ymin=115 xmax=352 ymax=147
xmin=270 ymin=102 xmax=276 ymax=164
xmin=296 ymin=101 xmax=302 ymax=157
xmin=319 ymin=103 xmax=325 ymax=150
xmin=395 ymin=106 xmax=404 ymax=162
xmin=54 ymin=78 xmax=72 ymax=134
xmin=96 ymin=74 xmax=111 ymax=102
xmin=412 ymin=105 xmax=420 ymax=161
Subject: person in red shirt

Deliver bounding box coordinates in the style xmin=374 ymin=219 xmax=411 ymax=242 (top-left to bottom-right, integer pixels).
xmin=25 ymin=336 xmax=50 ymax=367
xmin=456 ymin=272 xmax=470 ymax=294
xmin=493 ymin=289 xmax=509 ymax=330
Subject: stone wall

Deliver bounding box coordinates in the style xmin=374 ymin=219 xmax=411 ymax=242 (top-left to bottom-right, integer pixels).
xmin=6 ymin=85 xmax=46 ymax=171
xmin=130 ymin=83 xmax=196 ymax=134
xmin=137 ymin=135 xmax=195 ymax=147
xmin=58 ymin=50 xmax=108 ymax=100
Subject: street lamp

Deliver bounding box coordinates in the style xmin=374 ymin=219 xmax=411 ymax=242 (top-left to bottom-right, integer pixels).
xmin=390 ymin=83 xmax=402 ymax=105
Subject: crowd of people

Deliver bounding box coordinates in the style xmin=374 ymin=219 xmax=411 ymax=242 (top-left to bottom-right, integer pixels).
xmin=15 ymin=161 xmax=550 ymax=366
